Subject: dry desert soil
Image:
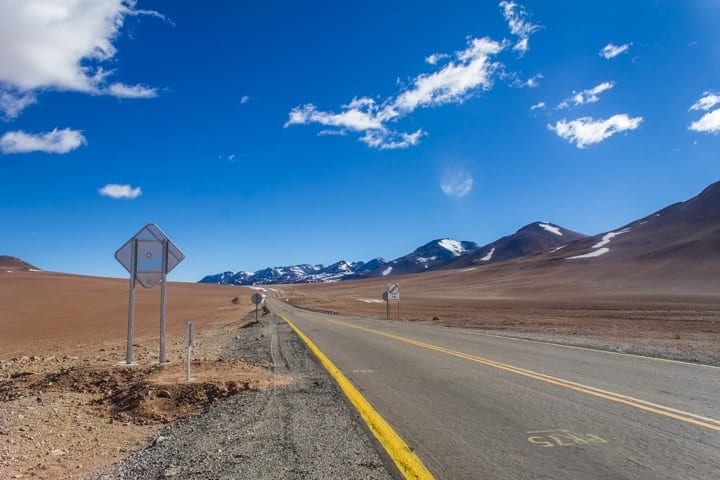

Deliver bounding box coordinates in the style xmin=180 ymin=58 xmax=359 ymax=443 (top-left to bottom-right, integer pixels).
xmin=2 ymin=264 xmax=719 ymax=478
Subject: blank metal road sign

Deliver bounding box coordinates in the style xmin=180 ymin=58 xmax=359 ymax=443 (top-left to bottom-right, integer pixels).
xmin=115 ymin=223 xmax=185 ymax=288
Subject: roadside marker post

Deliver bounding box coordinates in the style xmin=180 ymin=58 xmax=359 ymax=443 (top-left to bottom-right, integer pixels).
xmin=186 ymin=321 xmax=194 ymax=382
xmin=115 ymin=223 xmax=185 ymax=365
xmin=251 ymin=292 xmax=263 ymax=322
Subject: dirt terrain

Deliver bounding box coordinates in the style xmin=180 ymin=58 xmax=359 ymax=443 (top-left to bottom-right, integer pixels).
xmin=278 ymin=268 xmax=720 ymax=366
xmin=2 ymin=261 xmax=719 ymax=477
xmin=0 ymin=270 xmax=280 ymax=479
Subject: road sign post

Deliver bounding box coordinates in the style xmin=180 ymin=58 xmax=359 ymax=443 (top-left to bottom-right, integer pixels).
xmin=386 ymin=283 xmax=400 ymax=321
xmin=125 ymin=239 xmax=138 ymax=365
xmin=115 ymin=223 xmax=185 ymax=366
xmin=383 ymin=291 xmax=389 ymax=321
xmin=251 ymin=293 xmax=263 ymax=322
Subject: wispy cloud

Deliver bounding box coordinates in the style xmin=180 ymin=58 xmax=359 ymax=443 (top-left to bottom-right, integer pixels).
xmin=285 ymin=37 xmax=504 ymax=149
xmin=689 ymin=92 xmax=720 ymax=134
xmin=530 ymin=101 xmax=546 ymax=111
xmin=105 ymin=83 xmax=158 ymax=99
xmin=558 ymin=81 xmax=615 ymax=109
xmin=599 ymin=43 xmax=632 ymax=60
xmin=689 ymin=92 xmax=720 ymax=112
xmin=0 ymin=0 xmax=164 ymax=118
xmin=441 ymin=169 xmax=474 ymax=198
xmin=499 ymin=1 xmax=541 ymax=56
xmin=0 ymin=128 xmax=86 ymax=154
xmin=98 ymin=184 xmax=142 ymax=199
xmin=425 ymin=53 xmax=450 ymax=65
xmin=0 ymin=91 xmax=37 ymax=120
xmin=549 ymin=114 xmax=643 ymax=148
xmin=240 ymin=95 xmax=250 ymax=104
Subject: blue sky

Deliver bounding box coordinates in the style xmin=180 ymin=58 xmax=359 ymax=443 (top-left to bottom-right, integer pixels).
xmin=1 ymin=0 xmax=719 ymax=282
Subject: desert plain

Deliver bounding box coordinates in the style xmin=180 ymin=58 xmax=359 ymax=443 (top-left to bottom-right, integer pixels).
xmin=1 ymin=253 xmax=719 ymax=478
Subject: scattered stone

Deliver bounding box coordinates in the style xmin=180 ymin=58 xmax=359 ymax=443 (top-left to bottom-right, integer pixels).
xmin=157 ymin=390 xmax=171 ymax=399
xmin=163 ymin=466 xmax=181 ymax=477
xmin=48 ymin=449 xmax=65 ymax=456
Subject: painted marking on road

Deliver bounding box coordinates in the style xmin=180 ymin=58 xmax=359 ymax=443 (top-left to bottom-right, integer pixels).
xmin=462 ymin=330 xmax=720 ymax=370
xmin=318 ymin=316 xmax=720 ymax=432
xmin=272 ymin=309 xmax=435 ymax=480
xmin=527 ymin=429 xmax=607 ymax=448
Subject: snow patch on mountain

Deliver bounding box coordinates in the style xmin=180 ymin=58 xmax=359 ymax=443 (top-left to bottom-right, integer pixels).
xmin=480 ymin=247 xmax=496 ymax=261
xmin=382 ymin=266 xmax=393 ymax=276
xmin=567 ymin=248 xmax=610 ymax=259
xmin=593 ymin=228 xmax=631 ymax=249
xmin=567 ymin=228 xmax=630 ymax=260
xmin=539 ymin=222 xmax=563 ymax=236
xmin=438 ymin=239 xmax=467 ymax=256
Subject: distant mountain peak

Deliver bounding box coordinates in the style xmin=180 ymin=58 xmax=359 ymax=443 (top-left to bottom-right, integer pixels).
xmin=0 ymin=255 xmax=39 ymax=271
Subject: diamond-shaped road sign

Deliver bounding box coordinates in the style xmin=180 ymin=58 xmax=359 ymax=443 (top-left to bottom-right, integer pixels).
xmin=115 ymin=223 xmax=185 ymax=288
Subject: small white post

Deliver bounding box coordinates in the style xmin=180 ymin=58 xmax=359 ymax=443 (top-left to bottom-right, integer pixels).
xmin=186 ymin=321 xmax=193 ymax=382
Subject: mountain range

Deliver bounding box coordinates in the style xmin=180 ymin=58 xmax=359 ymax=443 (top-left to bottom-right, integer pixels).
xmin=199 ymin=223 xmax=575 ymax=285
xmin=200 ymin=179 xmax=720 ymax=288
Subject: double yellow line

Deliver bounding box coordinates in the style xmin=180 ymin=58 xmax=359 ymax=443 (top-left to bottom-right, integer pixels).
xmin=321 ymin=316 xmax=720 ymax=432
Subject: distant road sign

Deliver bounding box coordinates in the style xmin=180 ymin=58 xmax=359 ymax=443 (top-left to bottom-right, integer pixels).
xmin=387 ymin=282 xmax=400 ymax=302
xmin=251 ymin=293 xmax=263 ymax=305
xmin=115 ymin=223 xmax=185 ymax=289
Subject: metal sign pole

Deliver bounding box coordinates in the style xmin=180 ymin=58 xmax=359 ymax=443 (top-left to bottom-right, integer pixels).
xmin=125 ymin=239 xmax=138 ymax=365
xmin=398 ymin=300 xmax=400 ymax=321
xmin=255 ymin=302 xmax=258 ymax=323
xmin=386 ymin=294 xmax=389 ymax=321
xmin=186 ymin=321 xmax=193 ymax=382
xmin=159 ymin=239 xmax=168 ymax=364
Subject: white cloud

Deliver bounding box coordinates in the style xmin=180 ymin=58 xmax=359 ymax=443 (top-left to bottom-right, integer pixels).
xmin=499 ymin=1 xmax=541 ymax=56
xmin=530 ymin=101 xmax=546 ymax=111
xmin=360 ymin=129 xmax=425 ymax=150
xmin=689 ymin=109 xmax=720 ymax=134
xmin=425 ymin=53 xmax=450 ymax=65
xmin=105 ymin=82 xmax=158 ymax=98
xmin=549 ymin=114 xmax=643 ymax=148
xmin=0 ymin=90 xmax=37 ymax=120
xmin=558 ymin=81 xmax=615 ymax=109
xmin=599 ymin=43 xmax=632 ymax=60
xmin=0 ymin=128 xmax=86 ymax=154
xmin=690 ymin=92 xmax=720 ymax=111
xmin=240 ymin=95 xmax=250 ymax=104
xmin=285 ymin=36 xmax=504 ymax=149
xmin=285 ymin=101 xmax=385 ymax=131
xmin=98 ymin=183 xmax=142 ymax=199
xmin=441 ymin=169 xmax=473 ymax=198
xmin=689 ymin=92 xmax=720 ymax=134
xmin=0 ymin=0 xmax=163 ymax=118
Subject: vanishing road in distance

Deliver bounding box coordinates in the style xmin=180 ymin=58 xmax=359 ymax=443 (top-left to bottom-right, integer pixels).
xmin=269 ymin=300 xmax=720 ymax=480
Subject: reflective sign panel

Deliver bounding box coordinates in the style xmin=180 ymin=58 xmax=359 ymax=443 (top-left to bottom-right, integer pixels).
xmin=115 ymin=223 xmax=185 ymax=288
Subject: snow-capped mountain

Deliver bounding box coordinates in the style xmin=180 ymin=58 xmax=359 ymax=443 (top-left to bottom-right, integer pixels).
xmin=199 ymin=258 xmax=388 ymax=285
xmin=198 ymin=238 xmax=479 ymax=285
xmin=444 ymin=222 xmax=587 ymax=269
xmin=357 ymin=238 xmax=481 ymax=278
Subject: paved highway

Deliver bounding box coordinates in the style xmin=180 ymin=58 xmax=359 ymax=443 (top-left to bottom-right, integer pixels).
xmin=269 ymin=299 xmax=720 ymax=480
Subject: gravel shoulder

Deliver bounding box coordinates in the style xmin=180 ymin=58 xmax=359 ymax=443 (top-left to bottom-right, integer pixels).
xmin=86 ymin=312 xmax=392 ymax=480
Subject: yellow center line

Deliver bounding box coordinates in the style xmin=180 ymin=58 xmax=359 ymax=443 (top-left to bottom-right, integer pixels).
xmin=318 ymin=315 xmax=720 ymax=432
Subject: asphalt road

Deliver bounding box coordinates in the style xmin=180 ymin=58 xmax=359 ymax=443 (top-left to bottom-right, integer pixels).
xmin=269 ymin=299 xmax=720 ymax=480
